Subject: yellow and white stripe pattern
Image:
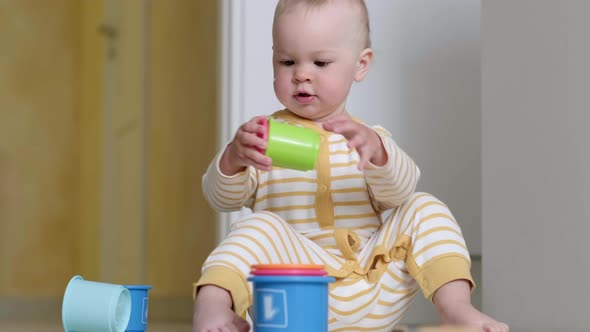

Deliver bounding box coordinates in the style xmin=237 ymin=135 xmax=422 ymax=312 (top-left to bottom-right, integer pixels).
xmin=196 ymin=110 xmax=474 ymax=331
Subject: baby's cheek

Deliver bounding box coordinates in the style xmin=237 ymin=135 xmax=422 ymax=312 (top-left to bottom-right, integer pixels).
xmin=273 ymin=79 xmax=289 ymax=99
xmin=325 ymin=80 xmax=351 ymax=104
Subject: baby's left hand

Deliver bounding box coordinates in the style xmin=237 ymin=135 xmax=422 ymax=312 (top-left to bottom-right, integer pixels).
xmin=322 ymin=113 xmax=387 ymax=170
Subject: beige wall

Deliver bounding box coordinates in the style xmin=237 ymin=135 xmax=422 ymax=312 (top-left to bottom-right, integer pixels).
xmin=147 ymin=1 xmax=218 ymax=297
xmin=78 ymin=0 xmax=105 ymax=284
xmin=0 ymin=0 xmax=79 ymax=296
xmin=0 ymin=0 xmax=218 ymax=322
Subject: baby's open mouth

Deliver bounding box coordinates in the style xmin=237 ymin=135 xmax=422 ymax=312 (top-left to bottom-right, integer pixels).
xmin=294 ymin=92 xmax=315 ymax=104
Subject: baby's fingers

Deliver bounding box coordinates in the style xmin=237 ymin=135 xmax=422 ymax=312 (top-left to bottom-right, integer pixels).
xmin=346 ymin=134 xmax=366 ymax=150
xmin=233 ymin=315 xmax=250 ymax=332
xmin=357 ymin=158 xmax=368 ymax=171
xmin=243 ymin=147 xmax=272 ymax=171
xmin=323 ymin=120 xmax=358 ymax=138
xmin=347 ymin=137 xmax=371 ymax=170
xmin=241 ymin=116 xmax=269 ymax=135
xmin=356 ymin=150 xmax=371 ymax=170
xmin=222 ymin=323 xmax=239 ymax=332
xmin=236 ymin=130 xmax=267 ymax=151
xmin=322 ymin=116 xmax=345 ymax=131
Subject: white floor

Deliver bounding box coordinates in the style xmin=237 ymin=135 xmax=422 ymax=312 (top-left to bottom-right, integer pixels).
xmin=4 ymin=323 xmax=580 ymax=332
xmin=0 ymin=322 xmax=192 ymax=332
xmin=0 ymin=322 xmax=411 ymax=332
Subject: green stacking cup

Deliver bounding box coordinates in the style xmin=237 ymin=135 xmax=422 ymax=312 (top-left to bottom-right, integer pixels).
xmin=259 ymin=117 xmax=320 ymax=171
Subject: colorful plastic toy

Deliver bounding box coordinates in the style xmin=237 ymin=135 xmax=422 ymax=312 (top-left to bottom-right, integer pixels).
xmin=257 ymin=117 xmax=321 ymax=171
xmin=62 ymin=275 xmax=131 ymax=332
xmin=248 ymin=264 xmax=334 ymax=332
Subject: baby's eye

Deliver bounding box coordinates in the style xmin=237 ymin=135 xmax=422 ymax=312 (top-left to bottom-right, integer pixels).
xmin=314 ymin=61 xmax=330 ymax=67
xmin=280 ymin=60 xmax=294 ymax=66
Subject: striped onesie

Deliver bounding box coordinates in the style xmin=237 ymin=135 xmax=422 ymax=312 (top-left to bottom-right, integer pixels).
xmin=195 ymin=110 xmax=474 ymax=331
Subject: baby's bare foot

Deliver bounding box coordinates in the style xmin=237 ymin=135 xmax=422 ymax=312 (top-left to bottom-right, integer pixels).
xmin=482 ymin=321 xmax=510 ymax=332
xmin=193 ymin=285 xmax=250 ymax=332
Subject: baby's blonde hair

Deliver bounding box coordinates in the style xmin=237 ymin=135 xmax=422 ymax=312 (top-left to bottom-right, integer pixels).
xmin=273 ymin=0 xmax=372 ymax=49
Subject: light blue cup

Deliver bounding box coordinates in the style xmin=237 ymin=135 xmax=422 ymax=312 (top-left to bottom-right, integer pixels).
xmin=62 ymin=275 xmax=132 ymax=332
xmin=248 ymin=275 xmax=335 ymax=332
xmin=124 ymin=285 xmax=152 ymax=332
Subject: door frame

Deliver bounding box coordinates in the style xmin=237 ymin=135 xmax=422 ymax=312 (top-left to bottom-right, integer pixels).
xmin=217 ymin=0 xmax=248 ymax=243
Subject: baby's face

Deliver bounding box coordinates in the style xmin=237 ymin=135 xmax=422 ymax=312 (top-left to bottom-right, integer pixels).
xmin=272 ymin=2 xmax=370 ymax=122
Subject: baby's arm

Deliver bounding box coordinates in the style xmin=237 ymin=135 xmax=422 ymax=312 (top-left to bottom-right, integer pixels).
xmin=202 ymin=149 xmax=258 ymax=212
xmin=323 ymin=114 xmax=420 ymax=210
xmin=433 ymin=280 xmax=509 ymax=332
xmin=202 ymin=116 xmax=270 ymax=212
xmin=362 ymin=127 xmax=421 ymax=211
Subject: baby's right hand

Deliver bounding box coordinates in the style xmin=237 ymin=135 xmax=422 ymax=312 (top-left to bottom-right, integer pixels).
xmin=220 ymin=116 xmax=272 ymax=175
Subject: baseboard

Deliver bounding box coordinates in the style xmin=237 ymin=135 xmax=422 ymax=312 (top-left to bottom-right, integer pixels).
xmin=149 ymin=296 xmax=193 ymax=322
xmin=0 ymin=297 xmax=61 ymax=322
xmin=0 ymin=296 xmax=193 ymax=323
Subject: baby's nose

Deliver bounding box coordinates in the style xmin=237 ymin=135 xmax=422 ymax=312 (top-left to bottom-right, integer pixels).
xmin=293 ymin=66 xmax=312 ymax=82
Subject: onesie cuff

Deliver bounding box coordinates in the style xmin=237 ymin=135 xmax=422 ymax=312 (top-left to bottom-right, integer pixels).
xmin=193 ymin=266 xmax=251 ymax=317
xmin=215 ymin=144 xmax=252 ymax=181
xmin=409 ymin=254 xmax=475 ymax=301
xmin=363 ymin=129 xmax=394 ymax=173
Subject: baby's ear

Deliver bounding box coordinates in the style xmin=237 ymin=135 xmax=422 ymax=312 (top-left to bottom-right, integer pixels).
xmin=354 ymin=48 xmax=374 ymax=82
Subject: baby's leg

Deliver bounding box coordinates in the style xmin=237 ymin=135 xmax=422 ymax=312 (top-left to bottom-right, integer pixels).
xmin=193 ymin=212 xmax=327 ymax=332
xmin=382 ymin=192 xmax=473 ymax=298
xmin=327 ymin=193 xmax=464 ymax=331
xmin=326 ymin=193 xmax=455 ymax=330
xmin=378 ymin=192 xmax=507 ymax=331
xmin=432 ymin=279 xmax=509 ymax=331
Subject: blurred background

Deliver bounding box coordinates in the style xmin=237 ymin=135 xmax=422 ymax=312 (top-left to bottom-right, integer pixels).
xmin=1 ymin=0 xmax=589 ymax=331
xmin=0 ymin=0 xmax=217 ymax=324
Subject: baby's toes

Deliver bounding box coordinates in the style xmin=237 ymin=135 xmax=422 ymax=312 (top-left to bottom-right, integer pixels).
xmin=482 ymin=322 xmax=509 ymax=332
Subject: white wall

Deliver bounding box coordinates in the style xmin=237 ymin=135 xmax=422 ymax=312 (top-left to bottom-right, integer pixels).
xmin=222 ymin=0 xmax=482 ymax=324
xmin=482 ymin=0 xmax=590 ymax=329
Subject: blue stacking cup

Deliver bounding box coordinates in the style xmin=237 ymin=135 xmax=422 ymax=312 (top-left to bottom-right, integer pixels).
xmin=62 ymin=275 xmax=131 ymax=332
xmin=248 ymin=275 xmax=335 ymax=332
xmin=124 ymin=285 xmax=152 ymax=332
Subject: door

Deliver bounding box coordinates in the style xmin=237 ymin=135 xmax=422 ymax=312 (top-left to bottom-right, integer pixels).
xmin=100 ymin=0 xmax=149 ymax=283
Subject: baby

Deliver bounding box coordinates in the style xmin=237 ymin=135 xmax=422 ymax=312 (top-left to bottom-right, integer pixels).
xmin=193 ymin=1 xmax=509 ymax=331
